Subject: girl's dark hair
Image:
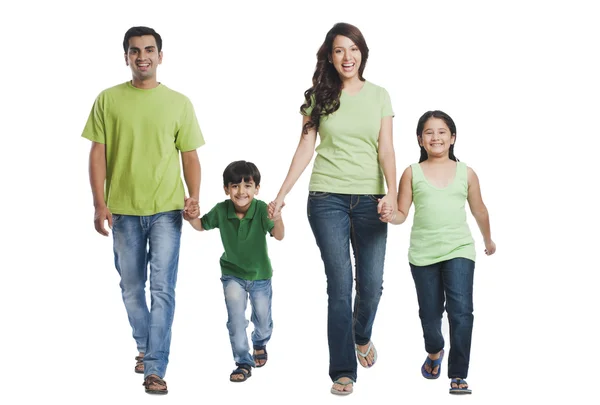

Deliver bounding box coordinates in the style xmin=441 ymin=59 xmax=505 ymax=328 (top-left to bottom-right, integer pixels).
xmin=416 ymin=110 xmax=459 ymax=163
xmin=300 ymin=22 xmax=369 ymax=134
xmin=223 ymin=161 xmax=261 ymax=187
xmin=123 ymin=26 xmax=162 ymax=53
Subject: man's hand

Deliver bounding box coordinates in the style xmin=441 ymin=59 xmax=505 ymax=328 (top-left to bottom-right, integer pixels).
xmin=94 ymin=205 xmax=113 ymax=236
xmin=183 ymin=197 xmax=199 ymax=221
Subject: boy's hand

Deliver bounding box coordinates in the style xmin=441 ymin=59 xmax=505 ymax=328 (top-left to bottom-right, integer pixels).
xmin=484 ymin=239 xmax=496 ymax=256
xmin=270 ymin=209 xmax=284 ymax=222
xmin=268 ymin=199 xmax=285 ymax=220
xmin=183 ymin=197 xmax=199 ymax=221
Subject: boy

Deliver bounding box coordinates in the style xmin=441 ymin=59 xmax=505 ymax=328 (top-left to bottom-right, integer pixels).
xmin=186 ymin=160 xmax=284 ymax=382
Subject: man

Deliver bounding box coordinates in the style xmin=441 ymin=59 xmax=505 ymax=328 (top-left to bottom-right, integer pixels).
xmin=81 ymin=26 xmax=204 ymax=395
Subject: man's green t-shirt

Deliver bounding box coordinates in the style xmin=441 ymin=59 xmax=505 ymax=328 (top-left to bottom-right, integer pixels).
xmin=81 ymin=81 xmax=205 ymax=215
xmin=303 ymin=80 xmax=394 ymax=194
xmin=201 ymin=199 xmax=275 ymax=280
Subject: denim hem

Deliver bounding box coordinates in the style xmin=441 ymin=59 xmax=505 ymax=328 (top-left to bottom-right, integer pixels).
xmin=144 ymin=370 xmax=164 ymax=379
xmin=331 ymin=374 xmax=356 ymax=383
xmin=426 ymin=347 xmax=444 ymax=355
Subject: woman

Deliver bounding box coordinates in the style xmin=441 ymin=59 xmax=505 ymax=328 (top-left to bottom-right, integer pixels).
xmin=268 ymin=22 xmax=397 ymax=395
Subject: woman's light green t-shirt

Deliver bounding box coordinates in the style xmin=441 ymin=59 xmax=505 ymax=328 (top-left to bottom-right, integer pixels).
xmin=303 ymin=80 xmax=393 ymax=194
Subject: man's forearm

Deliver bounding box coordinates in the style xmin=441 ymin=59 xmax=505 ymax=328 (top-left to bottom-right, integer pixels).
xmin=182 ymin=151 xmax=201 ymax=200
xmin=89 ymin=143 xmax=107 ymax=208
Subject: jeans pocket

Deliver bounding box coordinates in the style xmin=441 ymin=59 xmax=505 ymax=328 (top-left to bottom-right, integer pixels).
xmin=366 ymin=194 xmax=385 ymax=203
xmin=112 ymin=214 xmax=122 ymax=223
xmin=308 ymin=191 xmax=331 ymax=200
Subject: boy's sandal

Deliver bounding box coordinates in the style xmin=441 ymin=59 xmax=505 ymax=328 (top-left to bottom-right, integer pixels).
xmin=230 ymin=364 xmax=252 ymax=382
xmin=355 ymin=341 xmax=377 ymax=368
xmin=330 ymin=378 xmax=354 ymax=395
xmin=421 ymin=349 xmax=445 ymax=379
xmin=134 ymin=356 xmax=144 ymax=374
xmin=449 ymin=378 xmax=472 ymax=395
xmin=143 ymin=375 xmax=168 ymax=395
xmin=253 ymin=345 xmax=268 ymax=368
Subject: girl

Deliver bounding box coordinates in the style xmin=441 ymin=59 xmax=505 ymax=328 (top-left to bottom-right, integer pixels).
xmin=268 ymin=22 xmax=397 ymax=395
xmin=384 ymin=110 xmax=495 ymax=395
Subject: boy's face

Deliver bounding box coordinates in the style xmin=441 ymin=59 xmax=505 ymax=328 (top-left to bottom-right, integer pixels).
xmin=224 ymin=179 xmax=259 ymax=211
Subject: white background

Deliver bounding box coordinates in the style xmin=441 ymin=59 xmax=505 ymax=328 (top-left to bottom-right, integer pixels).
xmin=1 ymin=0 xmax=598 ymax=403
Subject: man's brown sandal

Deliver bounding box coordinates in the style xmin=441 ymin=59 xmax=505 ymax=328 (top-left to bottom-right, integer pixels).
xmin=143 ymin=375 xmax=168 ymax=395
xmin=134 ymin=356 xmax=144 ymax=374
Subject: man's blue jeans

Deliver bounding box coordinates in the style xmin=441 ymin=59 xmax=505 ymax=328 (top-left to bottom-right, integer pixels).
xmin=307 ymin=192 xmax=387 ymax=382
xmin=112 ymin=210 xmax=182 ymax=379
xmin=410 ymin=257 xmax=475 ymax=378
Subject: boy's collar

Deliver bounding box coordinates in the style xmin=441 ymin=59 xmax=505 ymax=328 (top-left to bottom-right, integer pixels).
xmin=227 ymin=198 xmax=257 ymax=219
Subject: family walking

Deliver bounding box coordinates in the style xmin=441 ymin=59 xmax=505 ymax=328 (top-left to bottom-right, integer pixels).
xmin=81 ymin=23 xmax=495 ymax=397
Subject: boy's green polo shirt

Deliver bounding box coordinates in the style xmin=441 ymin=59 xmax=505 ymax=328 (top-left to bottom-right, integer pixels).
xmin=201 ymin=198 xmax=275 ymax=280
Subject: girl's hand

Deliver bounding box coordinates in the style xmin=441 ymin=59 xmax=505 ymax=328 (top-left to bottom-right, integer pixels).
xmin=484 ymin=239 xmax=496 ymax=255
xmin=377 ymin=194 xmax=397 ymax=223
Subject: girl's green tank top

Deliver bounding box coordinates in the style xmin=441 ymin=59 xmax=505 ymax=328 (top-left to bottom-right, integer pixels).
xmin=408 ymin=161 xmax=476 ymax=266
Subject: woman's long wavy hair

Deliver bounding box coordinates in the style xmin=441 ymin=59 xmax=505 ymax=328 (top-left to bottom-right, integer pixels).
xmin=300 ymin=23 xmax=369 ymax=134
xmin=416 ymin=110 xmax=459 ymax=163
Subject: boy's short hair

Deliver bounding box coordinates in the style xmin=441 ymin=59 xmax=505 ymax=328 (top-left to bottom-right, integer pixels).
xmin=223 ymin=161 xmax=261 ymax=187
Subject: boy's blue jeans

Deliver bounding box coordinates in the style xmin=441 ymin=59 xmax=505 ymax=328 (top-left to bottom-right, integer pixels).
xmin=111 ymin=210 xmax=182 ymax=379
xmin=221 ymin=274 xmax=273 ymax=367
xmin=410 ymin=257 xmax=475 ymax=379
xmin=307 ymin=192 xmax=388 ymax=382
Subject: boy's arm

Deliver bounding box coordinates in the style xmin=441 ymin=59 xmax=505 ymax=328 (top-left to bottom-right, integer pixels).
xmin=390 ymin=166 xmax=413 ymax=225
xmin=270 ymin=217 xmax=284 ymax=241
xmin=188 ymin=204 xmax=219 ymax=233
xmin=188 ymin=217 xmax=204 ymax=232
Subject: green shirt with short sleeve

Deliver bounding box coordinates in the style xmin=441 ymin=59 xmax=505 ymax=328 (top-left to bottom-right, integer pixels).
xmin=81 ymin=81 xmax=205 ymax=216
xmin=201 ymin=199 xmax=275 ymax=280
xmin=303 ymin=80 xmax=394 ymax=195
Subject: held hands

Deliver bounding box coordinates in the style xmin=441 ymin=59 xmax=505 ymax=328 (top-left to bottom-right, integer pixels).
xmin=484 ymin=239 xmax=496 ymax=256
xmin=377 ymin=194 xmax=397 ymax=223
xmin=94 ymin=205 xmax=113 ymax=236
xmin=268 ymin=197 xmax=285 ymax=221
xmin=183 ymin=197 xmax=200 ymax=221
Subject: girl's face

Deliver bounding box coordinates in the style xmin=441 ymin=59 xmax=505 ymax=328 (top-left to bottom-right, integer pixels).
xmin=330 ymin=35 xmax=362 ymax=82
xmin=419 ymin=117 xmax=455 ymax=159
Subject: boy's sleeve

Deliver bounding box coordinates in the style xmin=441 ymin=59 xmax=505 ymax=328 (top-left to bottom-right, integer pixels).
xmin=175 ymin=98 xmax=205 ymax=152
xmin=200 ymin=204 xmax=219 ymax=230
xmin=381 ymin=87 xmax=394 ymax=118
xmin=81 ymin=93 xmax=106 ymax=143
xmin=260 ymin=202 xmax=275 ymax=235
